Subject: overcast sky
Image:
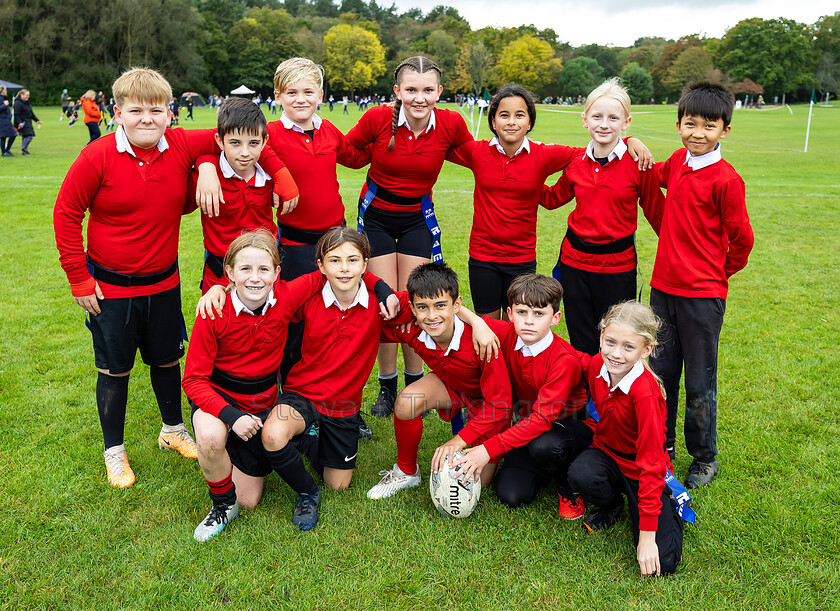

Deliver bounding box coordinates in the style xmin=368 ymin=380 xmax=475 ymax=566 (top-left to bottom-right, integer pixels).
xmin=387 ymin=0 xmax=837 ymax=47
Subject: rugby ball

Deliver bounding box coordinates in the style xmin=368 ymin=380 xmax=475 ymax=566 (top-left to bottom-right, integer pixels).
xmin=429 ymin=451 xmax=481 ymax=518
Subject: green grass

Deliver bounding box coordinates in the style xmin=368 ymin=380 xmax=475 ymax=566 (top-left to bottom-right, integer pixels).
xmin=1 ymin=101 xmax=839 ymax=609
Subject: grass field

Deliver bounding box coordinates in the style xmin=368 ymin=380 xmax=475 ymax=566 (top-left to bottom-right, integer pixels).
xmin=1 ymin=100 xmax=838 ymax=610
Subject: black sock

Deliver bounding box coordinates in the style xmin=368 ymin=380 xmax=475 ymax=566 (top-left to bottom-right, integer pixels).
xmin=293 ymin=435 xmax=323 ymax=476
xmin=266 ymin=445 xmax=318 ymax=495
xmin=96 ymin=372 xmax=129 ymax=449
xmin=150 ymin=364 xmax=183 ymax=426
xmin=379 ymin=373 xmax=398 ymax=398
xmin=404 ymin=370 xmax=424 ymax=388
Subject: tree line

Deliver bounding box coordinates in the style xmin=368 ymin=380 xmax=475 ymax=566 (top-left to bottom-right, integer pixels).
xmin=2 ymin=0 xmax=837 ymax=104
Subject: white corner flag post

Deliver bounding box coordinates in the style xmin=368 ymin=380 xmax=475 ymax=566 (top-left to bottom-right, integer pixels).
xmin=804 ymin=89 xmax=815 ymax=153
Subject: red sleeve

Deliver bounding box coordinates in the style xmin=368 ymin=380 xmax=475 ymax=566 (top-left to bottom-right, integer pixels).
xmin=637 ymin=162 xmax=665 ymax=235
xmin=483 ymin=354 xmax=583 ymax=460
xmin=541 ymin=144 xmax=584 ymax=174
xmin=256 ymin=140 xmax=300 ymax=201
xmin=458 ymin=354 xmax=513 ymax=447
xmin=540 ymin=173 xmax=575 ymax=211
xmin=336 ymin=127 xmax=372 ymax=169
xmin=345 ymin=108 xmax=377 ymax=149
xmin=181 ymin=128 xmax=223 ymax=160
xmin=444 ymin=140 xmax=475 ymax=168
xmin=633 ymin=387 xmax=668 ymax=531
xmin=273 ymin=271 xmax=328 ymax=320
xmin=183 ymin=167 xmax=199 ymax=215
xmin=53 ymin=152 xmax=102 ymax=296
xmin=446 ymin=111 xmax=473 ymax=148
xmin=181 ymin=314 xmax=231 ymax=418
xmin=719 ymin=177 xmax=753 ymax=278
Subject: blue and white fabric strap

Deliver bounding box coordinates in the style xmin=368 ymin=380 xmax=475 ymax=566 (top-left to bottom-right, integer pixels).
xmin=585 ymin=398 xmax=695 ymax=523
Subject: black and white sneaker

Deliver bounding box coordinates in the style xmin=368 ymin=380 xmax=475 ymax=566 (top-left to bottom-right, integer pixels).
xmin=358 ymin=416 xmax=373 ymax=440
xmin=684 ymin=459 xmax=718 ymax=489
xmin=370 ymin=387 xmax=396 ymax=417
xmin=194 ymin=502 xmax=240 ymax=542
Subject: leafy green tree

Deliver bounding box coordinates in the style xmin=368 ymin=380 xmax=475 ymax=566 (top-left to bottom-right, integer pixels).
xmin=494 ymin=35 xmax=562 ymax=95
xmin=557 ymin=57 xmax=604 ymax=97
xmin=651 ymin=36 xmax=703 ymax=96
xmin=227 ymin=7 xmax=299 ymax=90
xmin=452 ymin=40 xmax=491 ymax=95
xmin=620 ymin=62 xmax=654 ymax=104
xmin=323 ymin=23 xmax=386 ymax=94
xmin=714 ymin=18 xmax=817 ymax=96
xmin=574 ymin=44 xmax=620 ymax=77
xmin=426 ymin=30 xmax=458 ymax=87
xmin=662 ymin=46 xmax=713 ymax=96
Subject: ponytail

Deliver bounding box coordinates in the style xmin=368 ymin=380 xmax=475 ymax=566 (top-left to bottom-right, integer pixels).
xmin=387 ymin=99 xmax=402 ymax=152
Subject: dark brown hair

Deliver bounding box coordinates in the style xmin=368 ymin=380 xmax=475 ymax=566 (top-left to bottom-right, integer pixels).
xmin=316 ymin=226 xmax=372 ymax=262
xmin=487 ymin=84 xmax=536 ymax=136
xmin=507 ymin=273 xmax=563 ymax=313
xmin=388 ymin=56 xmax=442 ymax=152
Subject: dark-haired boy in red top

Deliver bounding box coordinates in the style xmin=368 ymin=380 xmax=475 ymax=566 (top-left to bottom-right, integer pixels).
xmin=648 ymin=81 xmax=754 ymax=489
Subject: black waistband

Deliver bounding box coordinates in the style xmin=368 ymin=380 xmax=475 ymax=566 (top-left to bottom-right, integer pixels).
xmin=366 ymin=174 xmax=423 ymax=207
xmin=278 ymin=224 xmax=331 ymax=245
xmin=87 ymin=254 xmax=178 ymax=287
xmin=603 ymin=443 xmax=637 ymax=462
xmin=209 ymin=367 xmax=278 ymax=395
xmin=564 ymin=228 xmax=635 ymax=255
xmin=204 ymin=251 xmax=225 ymax=278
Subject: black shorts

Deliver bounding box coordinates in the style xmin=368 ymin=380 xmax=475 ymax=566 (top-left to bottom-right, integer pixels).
xmin=190 ymin=401 xmax=273 ymax=478
xmin=278 ymin=391 xmax=363 ymax=470
xmin=468 ymin=258 xmax=537 ymax=315
xmin=90 ymin=286 xmax=185 ymax=375
xmin=361 ymin=205 xmax=432 ymax=259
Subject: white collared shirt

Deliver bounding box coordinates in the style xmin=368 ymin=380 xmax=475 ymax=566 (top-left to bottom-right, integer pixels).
xmin=218 ymin=152 xmax=270 ymax=188
xmin=230 ymin=288 xmax=277 ymax=317
xmin=584 ymin=138 xmax=627 ymax=163
xmin=597 ymin=359 xmax=645 ymax=393
xmin=115 ymin=125 xmax=168 ymax=156
xmin=684 ymin=143 xmax=722 ymax=171
xmin=321 ymin=281 xmax=369 ymax=311
xmin=279 ymin=112 xmax=322 ymax=133
xmin=418 ymin=315 xmax=464 ymax=356
xmin=515 ymin=331 xmax=553 ymax=358
xmin=490 ymin=135 xmax=530 ymax=157
xmin=398 ymin=106 xmax=436 ymax=134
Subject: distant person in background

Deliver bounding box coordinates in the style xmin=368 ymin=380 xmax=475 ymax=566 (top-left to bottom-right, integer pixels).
xmin=60 ymin=88 xmax=70 ymax=121
xmin=186 ymin=97 xmax=195 ymax=120
xmin=0 ymin=86 xmax=16 ymax=156
xmin=13 ymin=89 xmax=41 ymax=155
xmin=80 ymin=90 xmax=102 ymax=144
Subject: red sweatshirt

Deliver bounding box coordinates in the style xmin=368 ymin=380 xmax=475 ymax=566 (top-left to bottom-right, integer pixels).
xmin=650 ymin=149 xmax=754 ymax=298
xmin=346 ymin=106 xmax=472 ymax=212
xmin=446 ymin=138 xmax=583 ymax=263
xmin=481 ymin=318 xmax=589 ymax=460
xmin=382 ymin=316 xmax=512 ymax=446
xmin=586 ymin=354 xmax=672 ymax=531
xmin=542 ymin=140 xmax=665 ymax=273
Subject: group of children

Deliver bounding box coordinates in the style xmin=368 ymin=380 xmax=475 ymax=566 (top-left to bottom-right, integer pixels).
xmin=53 ymin=54 xmax=753 ymax=578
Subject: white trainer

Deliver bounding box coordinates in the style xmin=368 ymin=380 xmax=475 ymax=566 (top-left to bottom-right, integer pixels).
xmin=194 ymin=502 xmax=240 ymax=542
xmin=367 ymin=464 xmax=421 ymax=499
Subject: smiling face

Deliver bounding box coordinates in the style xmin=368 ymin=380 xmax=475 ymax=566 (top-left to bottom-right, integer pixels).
xmin=599 ymin=322 xmax=653 ymax=387
xmin=215 ymin=129 xmax=265 ymax=179
xmin=317 ymin=241 xmax=368 ymax=298
xmin=677 ymin=113 xmax=730 ymax=157
xmin=225 ymin=246 xmax=280 ymax=312
xmin=491 ymin=96 xmax=531 ymax=150
xmin=583 ymin=96 xmax=631 ymax=154
xmin=114 ymin=98 xmax=171 ymax=149
xmin=410 ymin=291 xmax=462 ymax=348
xmin=507 ymin=302 xmax=561 ymax=346
xmin=275 ymin=78 xmax=322 ymax=130
xmin=394 ymin=70 xmax=442 ymax=128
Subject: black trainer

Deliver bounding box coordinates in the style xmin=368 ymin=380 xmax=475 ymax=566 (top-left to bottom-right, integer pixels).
xmin=370 ymin=387 xmax=396 ymax=418
xmin=358 ymin=416 xmax=373 ymax=440
xmin=582 ymin=504 xmax=623 ymax=533
xmin=684 ymin=459 xmax=718 ymax=489
xmin=292 ymin=487 xmax=321 ymax=531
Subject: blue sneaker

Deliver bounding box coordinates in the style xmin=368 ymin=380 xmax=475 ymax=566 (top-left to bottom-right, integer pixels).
xmin=292 ymin=488 xmax=321 ymax=531
xmin=194 ymin=501 xmax=239 ymax=542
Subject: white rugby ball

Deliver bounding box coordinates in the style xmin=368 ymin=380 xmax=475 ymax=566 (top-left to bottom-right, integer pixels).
xmin=429 ymin=451 xmax=481 ymax=518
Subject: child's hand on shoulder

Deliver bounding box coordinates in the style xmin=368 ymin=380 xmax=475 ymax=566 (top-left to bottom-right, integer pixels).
xmin=196 ymin=285 xmax=227 ymax=320
xmin=379 ymin=293 xmax=400 ymax=320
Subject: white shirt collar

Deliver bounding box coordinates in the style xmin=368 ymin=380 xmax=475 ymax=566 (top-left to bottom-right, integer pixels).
xmin=218 ymin=152 xmax=270 ymax=187
xmin=584 ymin=138 xmax=626 ymax=163
xmin=398 ymin=106 xmax=436 ymax=134
xmin=489 ymin=135 xmax=530 ymax=156
xmin=514 ymin=331 xmax=553 ymax=357
xmin=280 ymin=112 xmax=322 ymax=133
xmin=418 ymin=314 xmax=464 ymax=356
xmin=230 ymin=287 xmax=277 ymax=317
xmin=684 ymin=143 xmax=722 ymax=171
xmin=115 ymin=125 xmax=168 ymax=156
xmin=321 ymin=281 xmax=369 ymax=311
xmin=597 ymin=359 xmax=645 ymax=393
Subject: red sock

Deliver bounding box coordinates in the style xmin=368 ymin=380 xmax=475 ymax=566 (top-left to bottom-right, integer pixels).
xmin=394 ymin=415 xmax=422 ymax=475
xmin=206 ymin=468 xmax=235 ymax=505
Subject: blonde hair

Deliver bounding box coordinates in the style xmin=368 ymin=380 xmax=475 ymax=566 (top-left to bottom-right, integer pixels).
xmin=388 ymin=56 xmax=441 ymax=151
xmin=82 ymin=90 xmax=96 ymax=100
xmin=583 ymin=77 xmax=631 ymax=118
xmin=112 ymin=67 xmax=172 ymax=107
xmin=274 ymin=57 xmax=324 ymax=94
xmin=223 ymin=229 xmax=281 ymax=290
xmin=599 ymin=301 xmax=666 ymax=398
